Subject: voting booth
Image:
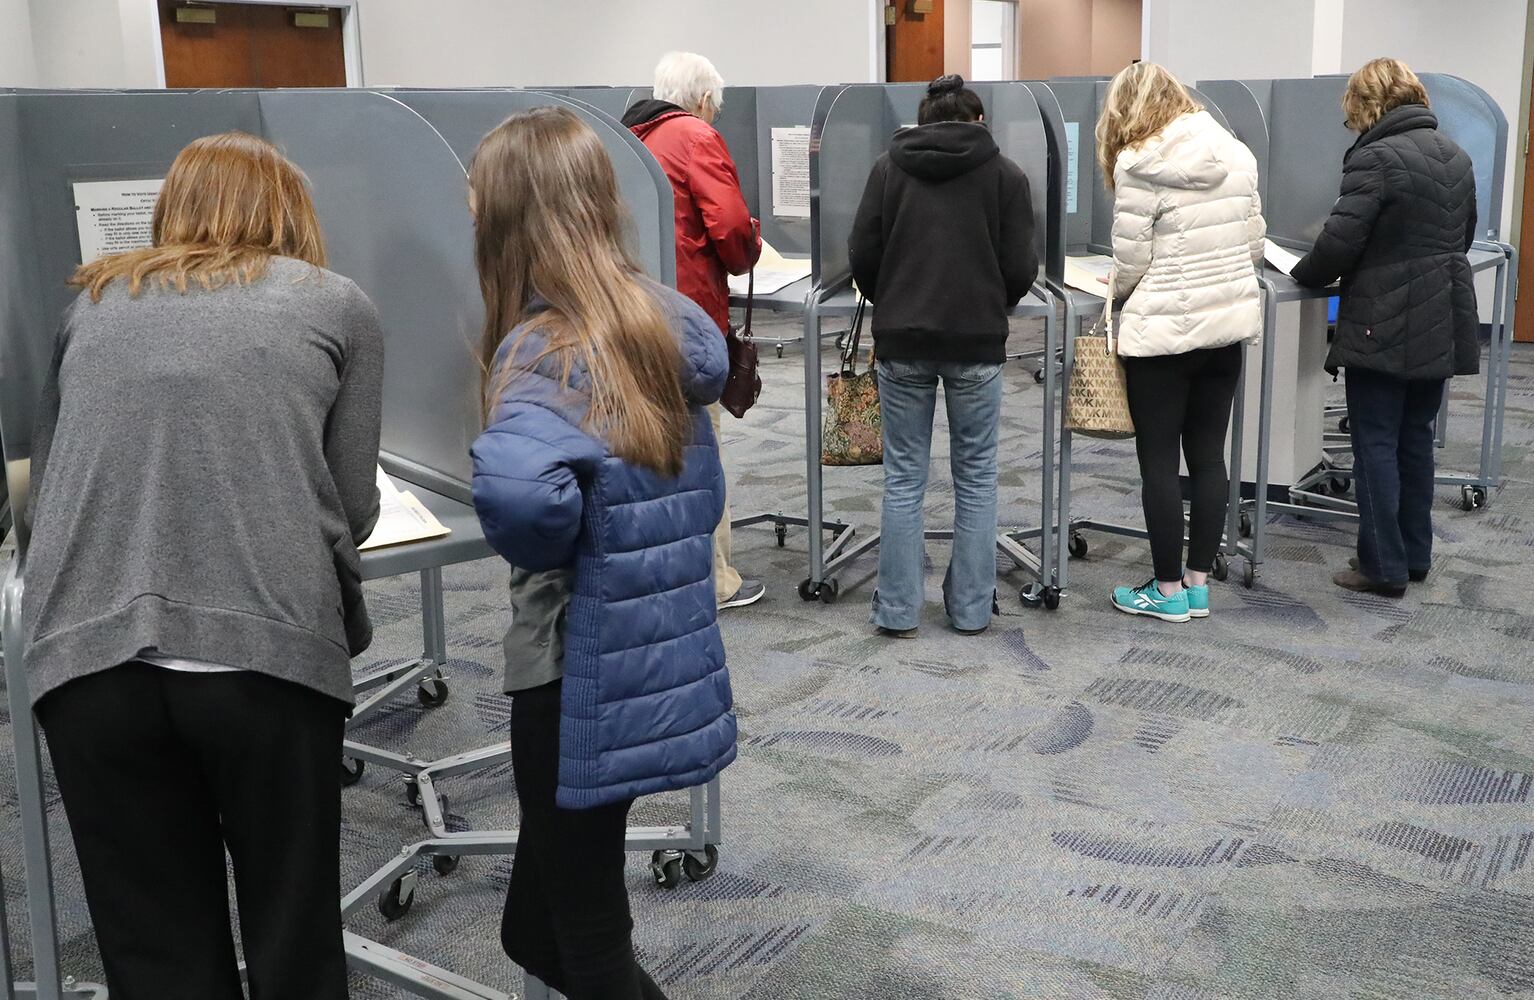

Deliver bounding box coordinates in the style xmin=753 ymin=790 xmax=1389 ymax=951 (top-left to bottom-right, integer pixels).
xmin=0 ymin=87 xmax=713 ymax=1000
xmin=798 ymin=81 xmax=1069 ymax=608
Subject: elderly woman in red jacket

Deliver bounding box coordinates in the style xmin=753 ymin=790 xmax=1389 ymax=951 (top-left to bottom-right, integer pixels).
xmin=624 ymin=51 xmax=765 ymax=611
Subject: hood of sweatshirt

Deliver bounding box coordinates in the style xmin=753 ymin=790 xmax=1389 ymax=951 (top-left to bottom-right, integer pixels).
xmin=621 ymin=99 xmax=689 ymax=133
xmin=888 ymin=121 xmax=1000 ymax=181
xmin=1119 ymin=110 xmax=1238 ymax=191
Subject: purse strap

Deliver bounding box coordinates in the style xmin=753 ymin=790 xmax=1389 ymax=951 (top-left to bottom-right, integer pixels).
xmin=842 ymin=296 xmax=868 ymax=376
xmin=1097 ymin=269 xmax=1117 ymax=356
xmin=743 ymin=267 xmax=754 ymax=339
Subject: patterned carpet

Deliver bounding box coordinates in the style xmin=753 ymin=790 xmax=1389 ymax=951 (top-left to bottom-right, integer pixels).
xmin=4 ymin=315 xmax=1534 ymax=999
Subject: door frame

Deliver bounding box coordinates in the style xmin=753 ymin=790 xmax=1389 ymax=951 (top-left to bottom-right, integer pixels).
xmin=145 ymin=0 xmax=364 ymax=88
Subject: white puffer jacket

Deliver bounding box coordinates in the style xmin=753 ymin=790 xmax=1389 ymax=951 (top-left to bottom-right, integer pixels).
xmin=1111 ymin=110 xmax=1266 ymax=357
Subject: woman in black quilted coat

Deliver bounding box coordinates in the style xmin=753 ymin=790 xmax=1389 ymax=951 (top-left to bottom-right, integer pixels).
xmin=1292 ymin=57 xmax=1479 ymax=598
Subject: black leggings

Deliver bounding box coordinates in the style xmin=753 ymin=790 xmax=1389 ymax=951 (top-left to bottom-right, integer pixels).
xmin=1122 ymin=343 xmax=1243 ymax=583
xmin=501 ymin=680 xmax=668 ymax=1000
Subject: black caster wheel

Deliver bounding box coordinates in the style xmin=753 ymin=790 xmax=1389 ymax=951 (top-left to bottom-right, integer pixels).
xmin=1243 ymin=561 xmax=1257 ymax=589
xmin=341 ymin=757 xmax=365 ymax=787
xmin=798 ymin=578 xmax=819 ymax=602
xmin=1334 ymin=477 xmax=1352 ymax=496
xmin=1020 ymin=584 xmax=1044 ymax=608
xmin=775 ymin=345 xmax=784 ymax=359
xmin=1239 ymin=512 xmax=1253 ymax=539
xmin=1068 ymin=533 xmax=1088 ymax=559
xmin=422 ymin=794 xmax=450 ymax=832
xmin=1033 ymin=367 xmax=1047 ymax=385
xmin=431 ymin=853 xmax=461 ymax=877
xmin=1338 ymin=416 xmax=1351 ymax=433
xmin=683 ymin=844 xmax=720 ymax=882
xmin=651 ymin=851 xmax=684 ymax=890
xmin=404 ymin=778 xmax=422 ymax=809
xmin=775 ymin=523 xmax=788 ymax=547
xmin=417 ymin=674 xmax=449 ymax=708
xmin=1042 ymin=587 xmax=1062 ymax=611
xmin=1461 ymin=485 xmax=1487 ymax=511
xmin=1212 ymin=553 xmax=1230 ymax=583
xmin=378 ymin=875 xmax=416 ymax=921
xmin=818 ymin=579 xmax=841 ymax=605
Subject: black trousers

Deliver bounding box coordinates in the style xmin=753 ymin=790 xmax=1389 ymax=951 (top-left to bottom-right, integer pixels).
xmin=36 ymin=662 xmax=348 ymax=1000
xmin=501 ymin=680 xmax=666 ymax=1000
xmin=1122 ymin=343 xmax=1244 ymax=583
xmin=1345 ymin=367 xmax=1444 ymax=585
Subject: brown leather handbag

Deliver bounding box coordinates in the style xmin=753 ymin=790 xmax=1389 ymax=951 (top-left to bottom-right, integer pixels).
xmin=720 ymin=268 xmax=761 ymax=419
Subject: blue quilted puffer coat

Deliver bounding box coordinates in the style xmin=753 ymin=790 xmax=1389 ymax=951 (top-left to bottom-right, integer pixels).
xmin=470 ymin=283 xmax=736 ymax=809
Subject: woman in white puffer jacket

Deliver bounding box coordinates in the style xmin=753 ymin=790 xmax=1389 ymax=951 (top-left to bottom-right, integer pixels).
xmin=1099 ymin=62 xmax=1266 ymax=624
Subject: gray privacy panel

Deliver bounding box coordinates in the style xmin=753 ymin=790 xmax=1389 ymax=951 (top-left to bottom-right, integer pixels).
xmin=395 ymin=90 xmax=675 ymax=288
xmin=567 ymin=87 xmax=638 ymax=120
xmin=712 ymin=86 xmax=761 ymax=220
xmin=751 ymin=86 xmax=822 ymax=256
xmin=810 ymin=85 xmax=877 ymax=287
xmin=986 ymin=82 xmax=1053 ymax=274
xmin=1420 ymin=73 xmax=1506 ymax=240
xmin=259 ymin=90 xmax=481 ymax=501
xmin=1045 ymin=78 xmax=1104 ymax=252
xmin=0 ymin=91 xmax=262 ymax=482
xmin=1022 ymin=81 xmax=1069 ymax=283
xmin=1198 ymin=80 xmax=1271 ymax=212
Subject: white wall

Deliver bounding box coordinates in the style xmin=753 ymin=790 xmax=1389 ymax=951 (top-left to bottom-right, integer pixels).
xmin=1339 ymin=0 xmax=1527 ymax=239
xmin=1142 ymin=0 xmax=1320 ymax=82
xmin=30 ymin=0 xmax=129 ymax=88
xmin=355 ymin=0 xmax=883 ymax=88
xmin=0 ymin=0 xmax=38 ymax=85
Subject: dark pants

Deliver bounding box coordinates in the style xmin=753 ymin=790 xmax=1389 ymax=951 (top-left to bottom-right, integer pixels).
xmin=36 ymin=662 xmax=348 ymax=1000
xmin=501 ymin=681 xmax=666 ymax=1000
xmin=1122 ymin=343 xmax=1244 ymax=583
xmin=1344 ymin=367 xmax=1444 ymax=585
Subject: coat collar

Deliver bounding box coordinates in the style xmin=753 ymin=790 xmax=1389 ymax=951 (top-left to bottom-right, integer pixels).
xmin=1348 ymin=104 xmax=1437 ymax=161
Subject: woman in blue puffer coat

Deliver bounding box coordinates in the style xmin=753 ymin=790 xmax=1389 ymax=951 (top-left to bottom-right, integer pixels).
xmin=467 ymin=106 xmax=735 ymax=1000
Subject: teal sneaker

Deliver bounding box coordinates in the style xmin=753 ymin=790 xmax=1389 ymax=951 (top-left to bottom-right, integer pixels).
xmin=1183 ymin=581 xmax=1210 ymax=618
xmin=1112 ymin=580 xmax=1191 ymax=623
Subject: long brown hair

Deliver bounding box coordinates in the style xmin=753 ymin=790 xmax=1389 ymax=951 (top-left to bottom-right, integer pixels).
xmin=1343 ymin=58 xmax=1430 ymax=132
xmin=1096 ymin=62 xmax=1202 ymax=188
xmin=470 ymin=106 xmax=689 ymax=478
xmin=72 ymin=131 xmax=326 ymax=300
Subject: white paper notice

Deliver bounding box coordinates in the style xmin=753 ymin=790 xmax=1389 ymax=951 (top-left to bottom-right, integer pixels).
xmin=1065 ymin=122 xmax=1080 ymax=214
xmin=1263 ymin=239 xmax=1303 ymax=277
xmin=73 ymin=178 xmax=164 ymax=264
xmin=770 ymin=126 xmax=812 ymax=219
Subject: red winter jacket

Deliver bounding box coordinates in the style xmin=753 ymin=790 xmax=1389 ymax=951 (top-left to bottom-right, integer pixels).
xmin=626 ymin=103 xmax=761 ymax=334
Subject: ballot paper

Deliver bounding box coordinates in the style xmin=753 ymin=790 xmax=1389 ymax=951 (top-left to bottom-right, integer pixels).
xmin=728 ymin=238 xmax=813 ymax=296
xmin=1062 ymin=253 xmax=1115 ymax=294
xmin=1263 ymin=239 xmax=1304 ymax=277
xmin=359 ymin=467 xmax=451 ymax=551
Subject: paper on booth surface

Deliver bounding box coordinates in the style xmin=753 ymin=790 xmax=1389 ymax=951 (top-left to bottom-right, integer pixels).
xmin=359 ymin=467 xmax=451 ymax=551
xmin=1263 ymin=239 xmax=1303 ymax=277
xmin=728 ymin=238 xmax=812 ymax=296
xmin=1062 ymin=253 xmax=1115 ymax=294
xmin=73 ymin=178 xmax=164 ymax=264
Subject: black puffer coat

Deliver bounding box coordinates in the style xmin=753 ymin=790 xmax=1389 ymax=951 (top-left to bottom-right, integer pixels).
xmin=1292 ymin=105 xmax=1479 ymax=379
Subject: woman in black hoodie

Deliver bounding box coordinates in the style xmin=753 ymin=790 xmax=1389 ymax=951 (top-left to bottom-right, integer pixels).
xmin=849 ymin=75 xmax=1038 ymax=637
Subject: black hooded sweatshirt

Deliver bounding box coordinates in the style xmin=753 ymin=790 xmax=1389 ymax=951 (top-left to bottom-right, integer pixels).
xmin=849 ymin=121 xmax=1037 ymax=364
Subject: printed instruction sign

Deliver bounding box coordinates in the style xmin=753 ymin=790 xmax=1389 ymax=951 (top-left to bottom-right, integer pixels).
xmin=73 ymin=178 xmax=164 ymax=264
xmin=1065 ymin=122 xmax=1080 ymax=214
xmin=770 ymin=126 xmax=812 ymax=219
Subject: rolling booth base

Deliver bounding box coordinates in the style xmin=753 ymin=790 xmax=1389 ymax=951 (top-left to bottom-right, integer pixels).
xmin=800 ymin=285 xmax=1066 ymax=611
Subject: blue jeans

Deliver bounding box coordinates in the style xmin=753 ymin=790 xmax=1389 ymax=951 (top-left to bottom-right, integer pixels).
xmin=1345 ymin=368 xmax=1444 ymax=586
xmin=872 ymin=359 xmax=1004 ymax=631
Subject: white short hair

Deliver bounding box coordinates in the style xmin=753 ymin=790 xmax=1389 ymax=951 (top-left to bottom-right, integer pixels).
xmin=653 ymin=51 xmax=725 ymax=114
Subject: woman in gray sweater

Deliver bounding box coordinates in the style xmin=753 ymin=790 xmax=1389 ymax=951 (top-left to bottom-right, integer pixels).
xmin=22 ymin=132 xmax=383 ymax=1000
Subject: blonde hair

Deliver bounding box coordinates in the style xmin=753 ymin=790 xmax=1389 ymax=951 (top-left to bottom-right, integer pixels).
xmin=470 ymin=107 xmax=690 ymax=478
xmin=1095 ymin=62 xmax=1202 ymax=188
xmin=1343 ymin=58 xmax=1430 ymax=132
xmin=72 ymin=131 xmax=326 ymax=301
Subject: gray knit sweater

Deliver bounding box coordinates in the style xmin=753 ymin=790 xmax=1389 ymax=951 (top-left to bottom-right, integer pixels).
xmin=23 ymin=256 xmax=384 ymax=707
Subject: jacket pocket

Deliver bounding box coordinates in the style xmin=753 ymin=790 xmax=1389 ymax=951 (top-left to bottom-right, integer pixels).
xmin=331 ymin=537 xmax=373 ymax=658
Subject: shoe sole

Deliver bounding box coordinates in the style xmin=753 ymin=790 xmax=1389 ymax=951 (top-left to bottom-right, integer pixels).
xmin=718 ymin=589 xmax=766 ymax=610
xmin=1188 ymin=609 xmax=1210 ymax=619
xmin=1113 ymin=600 xmax=1191 ymax=623
xmin=878 ymin=629 xmax=918 ymax=639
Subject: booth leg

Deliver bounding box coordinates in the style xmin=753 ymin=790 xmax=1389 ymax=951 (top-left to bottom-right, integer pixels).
xmin=800 ymin=293 xmax=834 ymax=602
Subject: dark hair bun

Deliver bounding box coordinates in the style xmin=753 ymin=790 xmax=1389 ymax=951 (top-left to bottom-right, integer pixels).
xmin=928 ymin=74 xmax=966 ymax=97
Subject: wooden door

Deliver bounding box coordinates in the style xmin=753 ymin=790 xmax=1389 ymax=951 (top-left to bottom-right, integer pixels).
xmin=159 ymin=3 xmax=346 ymax=89
xmin=888 ymin=0 xmax=946 ymax=83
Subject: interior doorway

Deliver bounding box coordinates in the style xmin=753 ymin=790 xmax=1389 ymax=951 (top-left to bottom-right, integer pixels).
xmin=157 ymin=2 xmax=349 ymax=88
xmin=970 ymin=0 xmax=1017 ymax=81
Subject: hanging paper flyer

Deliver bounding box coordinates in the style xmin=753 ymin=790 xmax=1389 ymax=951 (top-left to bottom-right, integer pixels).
xmin=73 ymin=178 xmax=165 ymax=264
xmin=771 ymin=126 xmax=812 ymax=219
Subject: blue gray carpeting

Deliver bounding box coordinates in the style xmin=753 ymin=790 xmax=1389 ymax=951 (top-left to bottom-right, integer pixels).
xmin=3 ymin=317 xmax=1534 ymax=999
